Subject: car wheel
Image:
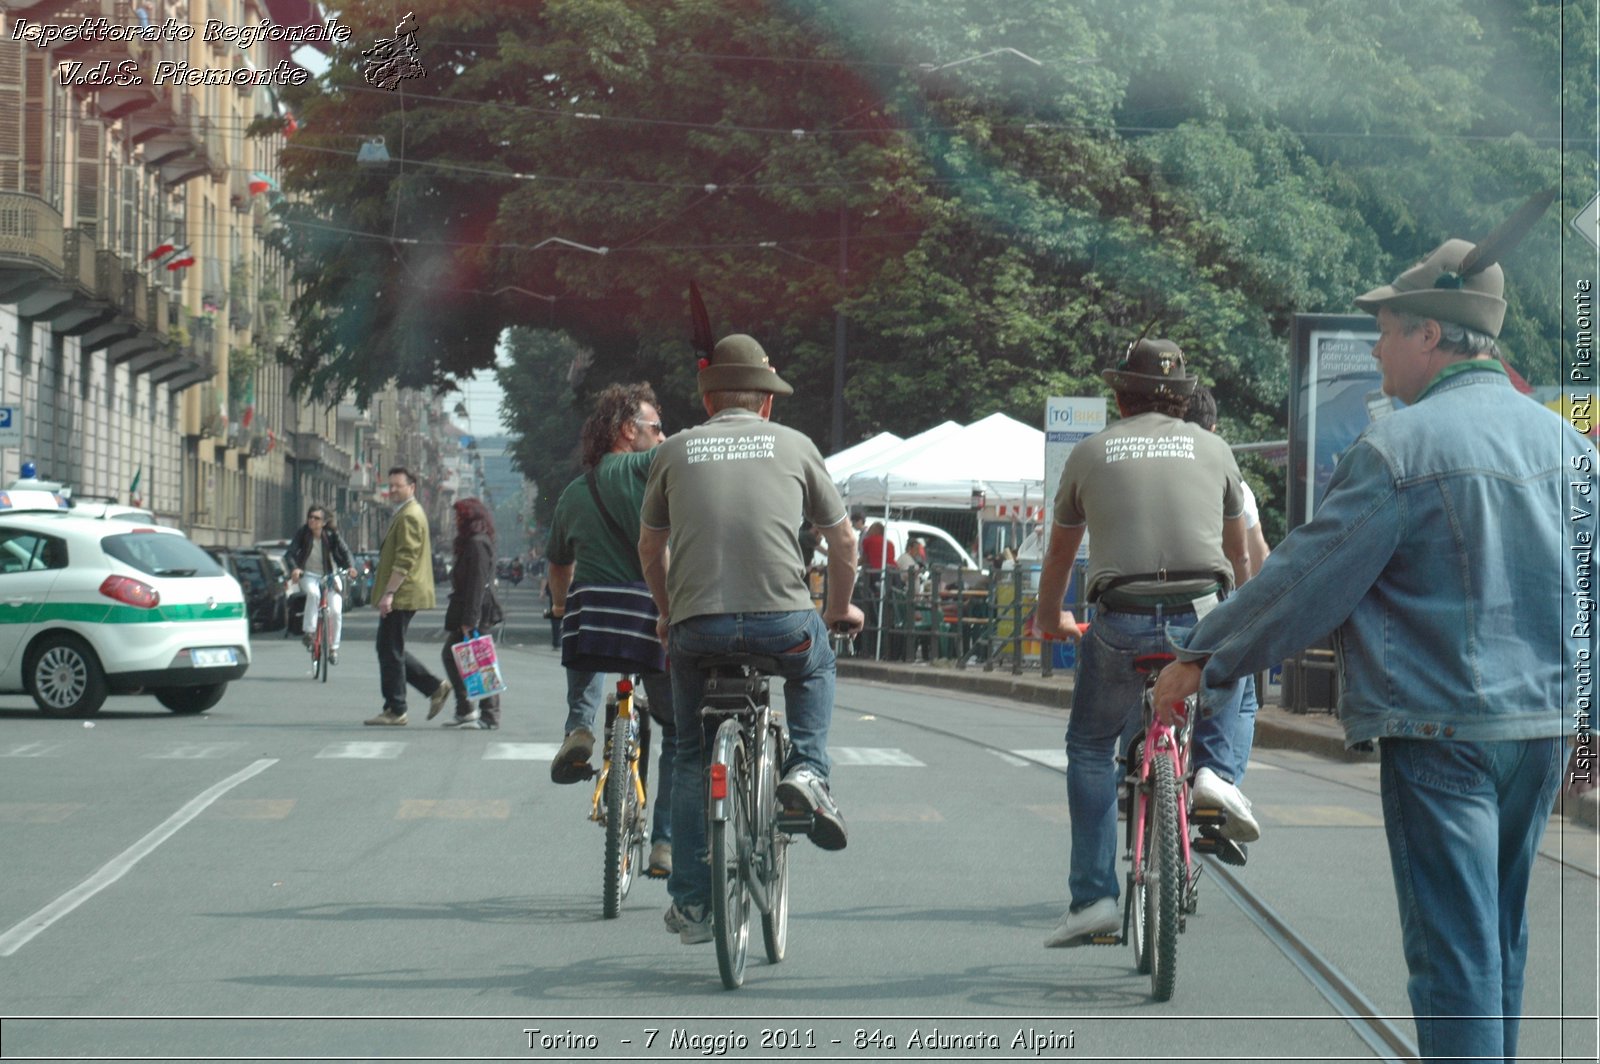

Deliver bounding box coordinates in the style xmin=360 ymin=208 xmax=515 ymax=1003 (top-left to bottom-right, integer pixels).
xmin=154 ymin=684 xmax=228 ymax=715
xmin=28 ymin=635 xmax=109 ymax=718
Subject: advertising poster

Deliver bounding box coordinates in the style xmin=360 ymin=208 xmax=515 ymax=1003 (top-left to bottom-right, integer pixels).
xmin=1288 ymin=315 xmax=1391 ymax=528
xmin=1044 ymin=396 xmax=1107 ymax=559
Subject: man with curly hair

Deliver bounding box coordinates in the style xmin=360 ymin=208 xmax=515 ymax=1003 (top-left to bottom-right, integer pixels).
xmin=546 ymin=383 xmax=677 ymax=878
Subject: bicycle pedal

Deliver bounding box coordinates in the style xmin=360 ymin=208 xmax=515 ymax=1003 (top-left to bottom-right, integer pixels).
xmin=1191 ymin=835 xmax=1248 ymax=866
xmin=1086 ymin=934 xmax=1123 ymax=946
xmin=775 ymin=811 xmax=815 ymax=835
xmin=643 ymin=867 xmax=670 ymax=880
xmin=1190 ymin=807 xmax=1227 ymax=828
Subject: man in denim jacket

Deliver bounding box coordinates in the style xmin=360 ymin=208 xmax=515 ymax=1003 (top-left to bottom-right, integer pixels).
xmin=1155 ymin=216 xmax=1592 ymax=1064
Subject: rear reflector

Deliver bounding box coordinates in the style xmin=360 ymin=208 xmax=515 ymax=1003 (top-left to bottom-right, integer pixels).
xmin=710 ymin=762 xmax=728 ymax=801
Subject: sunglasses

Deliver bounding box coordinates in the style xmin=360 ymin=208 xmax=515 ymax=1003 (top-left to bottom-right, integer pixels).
xmin=634 ymin=417 xmax=664 ymax=434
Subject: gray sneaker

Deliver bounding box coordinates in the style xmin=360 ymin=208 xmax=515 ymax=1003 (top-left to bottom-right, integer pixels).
xmin=776 ymin=766 xmax=848 ymax=851
xmin=426 ymin=682 xmax=452 ymax=721
xmin=363 ymin=710 xmax=407 ymax=726
xmin=663 ymin=901 xmax=711 ymax=945
xmin=550 ymin=728 xmax=596 ymax=784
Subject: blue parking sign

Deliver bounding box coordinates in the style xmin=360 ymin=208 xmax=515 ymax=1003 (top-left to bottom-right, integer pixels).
xmin=0 ymin=405 xmax=21 ymax=446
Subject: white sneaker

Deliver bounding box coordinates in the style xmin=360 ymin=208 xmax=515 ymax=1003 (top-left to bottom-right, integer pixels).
xmin=1044 ymin=897 xmax=1120 ymax=947
xmin=441 ymin=709 xmax=480 ymax=728
xmin=1191 ymin=766 xmax=1261 ymax=842
xmin=663 ymin=901 xmax=712 ymax=945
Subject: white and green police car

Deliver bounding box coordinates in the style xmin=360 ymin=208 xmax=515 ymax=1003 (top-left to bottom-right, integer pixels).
xmin=0 ymin=490 xmax=249 ymax=716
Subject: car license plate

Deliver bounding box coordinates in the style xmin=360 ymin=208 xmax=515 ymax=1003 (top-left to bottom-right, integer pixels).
xmin=191 ymin=648 xmax=237 ymax=668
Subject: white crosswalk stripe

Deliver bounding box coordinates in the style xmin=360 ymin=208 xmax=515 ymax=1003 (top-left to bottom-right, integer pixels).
xmin=830 ymin=747 xmax=925 ymax=767
xmin=1011 ymin=748 xmax=1069 ymax=768
xmin=483 ymin=742 xmax=562 ymax=761
xmin=315 ymin=742 xmax=405 ymax=760
xmin=145 ymin=743 xmax=246 ymax=760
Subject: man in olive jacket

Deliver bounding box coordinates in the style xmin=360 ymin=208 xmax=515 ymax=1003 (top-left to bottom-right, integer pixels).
xmin=366 ymin=466 xmax=448 ymax=725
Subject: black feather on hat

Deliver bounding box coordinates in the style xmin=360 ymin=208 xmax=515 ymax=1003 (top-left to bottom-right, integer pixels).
xmin=687 ymin=283 xmax=793 ymax=396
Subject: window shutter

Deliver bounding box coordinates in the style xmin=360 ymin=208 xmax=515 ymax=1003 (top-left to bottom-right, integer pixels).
xmin=75 ymin=118 xmax=100 ymax=237
xmin=23 ymin=54 xmax=45 ymax=194
xmin=0 ymin=46 xmax=22 ymax=191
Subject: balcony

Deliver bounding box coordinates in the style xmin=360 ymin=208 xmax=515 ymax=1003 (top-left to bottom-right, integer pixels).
xmin=47 ymin=228 xmax=117 ymax=335
xmin=0 ymin=192 xmax=67 ymax=298
xmin=293 ymin=433 xmax=355 ymax=475
xmin=122 ymin=267 xmax=149 ymax=330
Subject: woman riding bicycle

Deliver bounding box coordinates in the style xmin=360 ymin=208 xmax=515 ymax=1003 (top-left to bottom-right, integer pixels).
xmin=284 ymin=506 xmax=359 ymax=664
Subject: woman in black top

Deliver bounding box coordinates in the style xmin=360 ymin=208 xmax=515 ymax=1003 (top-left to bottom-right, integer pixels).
xmin=284 ymin=506 xmax=358 ymax=660
xmin=437 ymin=497 xmax=504 ymax=728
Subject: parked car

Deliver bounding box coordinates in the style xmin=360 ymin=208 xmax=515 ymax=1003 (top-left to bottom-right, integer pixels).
xmin=0 ymin=490 xmax=250 ymax=717
xmin=205 ymin=548 xmax=287 ymax=634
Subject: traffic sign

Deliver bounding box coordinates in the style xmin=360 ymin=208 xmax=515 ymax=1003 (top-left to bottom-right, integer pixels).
xmin=0 ymin=405 xmax=20 ymax=447
xmin=1575 ymin=192 xmax=1600 ymax=251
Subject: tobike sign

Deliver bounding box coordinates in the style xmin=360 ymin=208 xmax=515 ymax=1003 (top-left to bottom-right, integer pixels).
xmin=1044 ymin=397 xmax=1107 ymax=560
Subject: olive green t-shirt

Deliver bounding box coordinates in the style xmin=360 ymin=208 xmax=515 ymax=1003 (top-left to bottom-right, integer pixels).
xmin=1054 ymin=412 xmax=1244 ymax=600
xmin=640 ymin=409 xmax=846 ymax=622
xmin=546 ymin=449 xmax=655 ymax=585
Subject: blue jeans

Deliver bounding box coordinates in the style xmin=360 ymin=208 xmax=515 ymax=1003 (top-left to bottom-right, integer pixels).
xmin=564 ymin=668 xmax=676 ymax=844
xmin=667 ymin=609 xmax=837 ymax=908
xmin=1067 ymin=604 xmax=1248 ymax=907
xmin=1380 ymin=737 xmax=1563 ymax=1064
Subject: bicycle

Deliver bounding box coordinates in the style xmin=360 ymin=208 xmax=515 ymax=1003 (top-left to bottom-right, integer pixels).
xmin=1079 ymin=651 xmax=1242 ymax=1001
xmin=307 ymin=572 xmax=345 ymax=683
xmin=700 ymin=652 xmax=812 ymax=990
xmin=588 ymin=675 xmax=657 ymax=918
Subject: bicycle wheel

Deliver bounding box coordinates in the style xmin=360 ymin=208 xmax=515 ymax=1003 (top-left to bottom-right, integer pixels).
xmin=314 ymin=609 xmax=329 ymax=683
xmin=603 ymin=709 xmax=638 ymax=918
xmin=759 ymin=724 xmax=789 ymax=964
xmin=710 ymin=717 xmax=751 ymax=989
xmin=1147 ymin=754 xmax=1183 ymax=1001
xmin=1130 ymin=785 xmax=1152 ymax=975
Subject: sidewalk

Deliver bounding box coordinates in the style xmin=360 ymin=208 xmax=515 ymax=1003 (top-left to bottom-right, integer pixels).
xmin=835 ymin=657 xmax=1600 ymax=833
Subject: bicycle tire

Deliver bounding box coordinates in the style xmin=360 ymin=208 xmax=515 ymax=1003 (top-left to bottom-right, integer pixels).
xmin=759 ymin=724 xmax=789 ymax=964
xmin=1131 ymin=785 xmax=1152 ymax=975
xmin=603 ymin=706 xmax=637 ymax=918
xmin=710 ymin=717 xmax=751 ymax=990
xmin=314 ymin=609 xmax=329 ymax=683
xmin=1148 ymin=754 xmax=1182 ymax=1001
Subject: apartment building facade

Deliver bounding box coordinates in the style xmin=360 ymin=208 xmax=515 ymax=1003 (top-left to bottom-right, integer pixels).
xmin=0 ymin=0 xmax=440 ymax=549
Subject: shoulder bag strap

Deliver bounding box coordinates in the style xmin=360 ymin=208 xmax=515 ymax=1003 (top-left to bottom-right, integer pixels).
xmin=584 ymin=469 xmax=636 ymax=558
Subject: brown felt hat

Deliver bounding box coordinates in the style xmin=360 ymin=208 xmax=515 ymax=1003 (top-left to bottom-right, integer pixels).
xmin=697 ymin=334 xmax=793 ymax=396
xmin=1101 ymin=338 xmax=1197 ymax=397
xmin=1354 ymin=239 xmax=1507 ymax=337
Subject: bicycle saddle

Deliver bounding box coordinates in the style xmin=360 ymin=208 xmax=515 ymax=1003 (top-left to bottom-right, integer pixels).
xmin=699 ymin=653 xmax=782 ymax=675
xmin=1133 ymin=653 xmax=1176 ymax=675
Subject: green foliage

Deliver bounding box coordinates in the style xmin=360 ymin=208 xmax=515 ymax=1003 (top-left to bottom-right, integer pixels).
xmin=273 ymin=0 xmax=1570 ymax=536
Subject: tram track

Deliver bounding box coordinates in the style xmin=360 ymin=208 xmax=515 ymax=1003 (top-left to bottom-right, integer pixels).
xmin=849 ymin=697 xmax=1424 ymax=1062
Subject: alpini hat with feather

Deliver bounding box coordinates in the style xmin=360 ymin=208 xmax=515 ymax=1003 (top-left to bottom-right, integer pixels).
xmin=688 ymin=282 xmax=793 ymax=397
xmin=1354 ymin=188 xmax=1557 ymax=339
xmin=1101 ymin=321 xmax=1196 ymax=398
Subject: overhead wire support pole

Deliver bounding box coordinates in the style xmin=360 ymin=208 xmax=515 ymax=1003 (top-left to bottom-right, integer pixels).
xmin=832 ymin=204 xmax=847 ymax=454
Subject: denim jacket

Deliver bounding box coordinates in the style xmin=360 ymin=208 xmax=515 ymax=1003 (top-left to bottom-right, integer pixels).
xmin=1180 ymin=367 xmax=1595 ymax=746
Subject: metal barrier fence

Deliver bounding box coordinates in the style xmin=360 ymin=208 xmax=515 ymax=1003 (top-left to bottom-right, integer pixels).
xmin=813 ymin=561 xmax=1090 ymax=676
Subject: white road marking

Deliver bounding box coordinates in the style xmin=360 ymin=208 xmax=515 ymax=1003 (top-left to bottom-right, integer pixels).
xmin=145 ymin=742 xmax=245 ymax=759
xmin=483 ymin=742 xmax=562 ymax=760
xmin=988 ymin=750 xmax=1031 ymax=767
xmin=830 ymin=747 xmax=925 ymax=767
xmin=1012 ymin=748 xmax=1070 ymax=768
xmin=0 ymin=758 xmax=278 ymax=957
xmin=314 ymin=742 xmax=405 ymax=759
xmin=1 ymin=743 xmax=60 ymax=758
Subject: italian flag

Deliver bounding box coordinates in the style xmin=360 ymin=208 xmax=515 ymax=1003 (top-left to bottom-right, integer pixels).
xmin=129 ymin=467 xmax=142 ymax=507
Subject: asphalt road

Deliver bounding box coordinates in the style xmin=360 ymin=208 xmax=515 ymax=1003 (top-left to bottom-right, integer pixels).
xmin=0 ymin=585 xmax=1595 ymax=1063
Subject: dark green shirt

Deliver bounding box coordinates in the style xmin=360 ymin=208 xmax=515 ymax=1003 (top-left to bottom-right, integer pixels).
xmin=546 ymin=450 xmax=655 ymax=585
